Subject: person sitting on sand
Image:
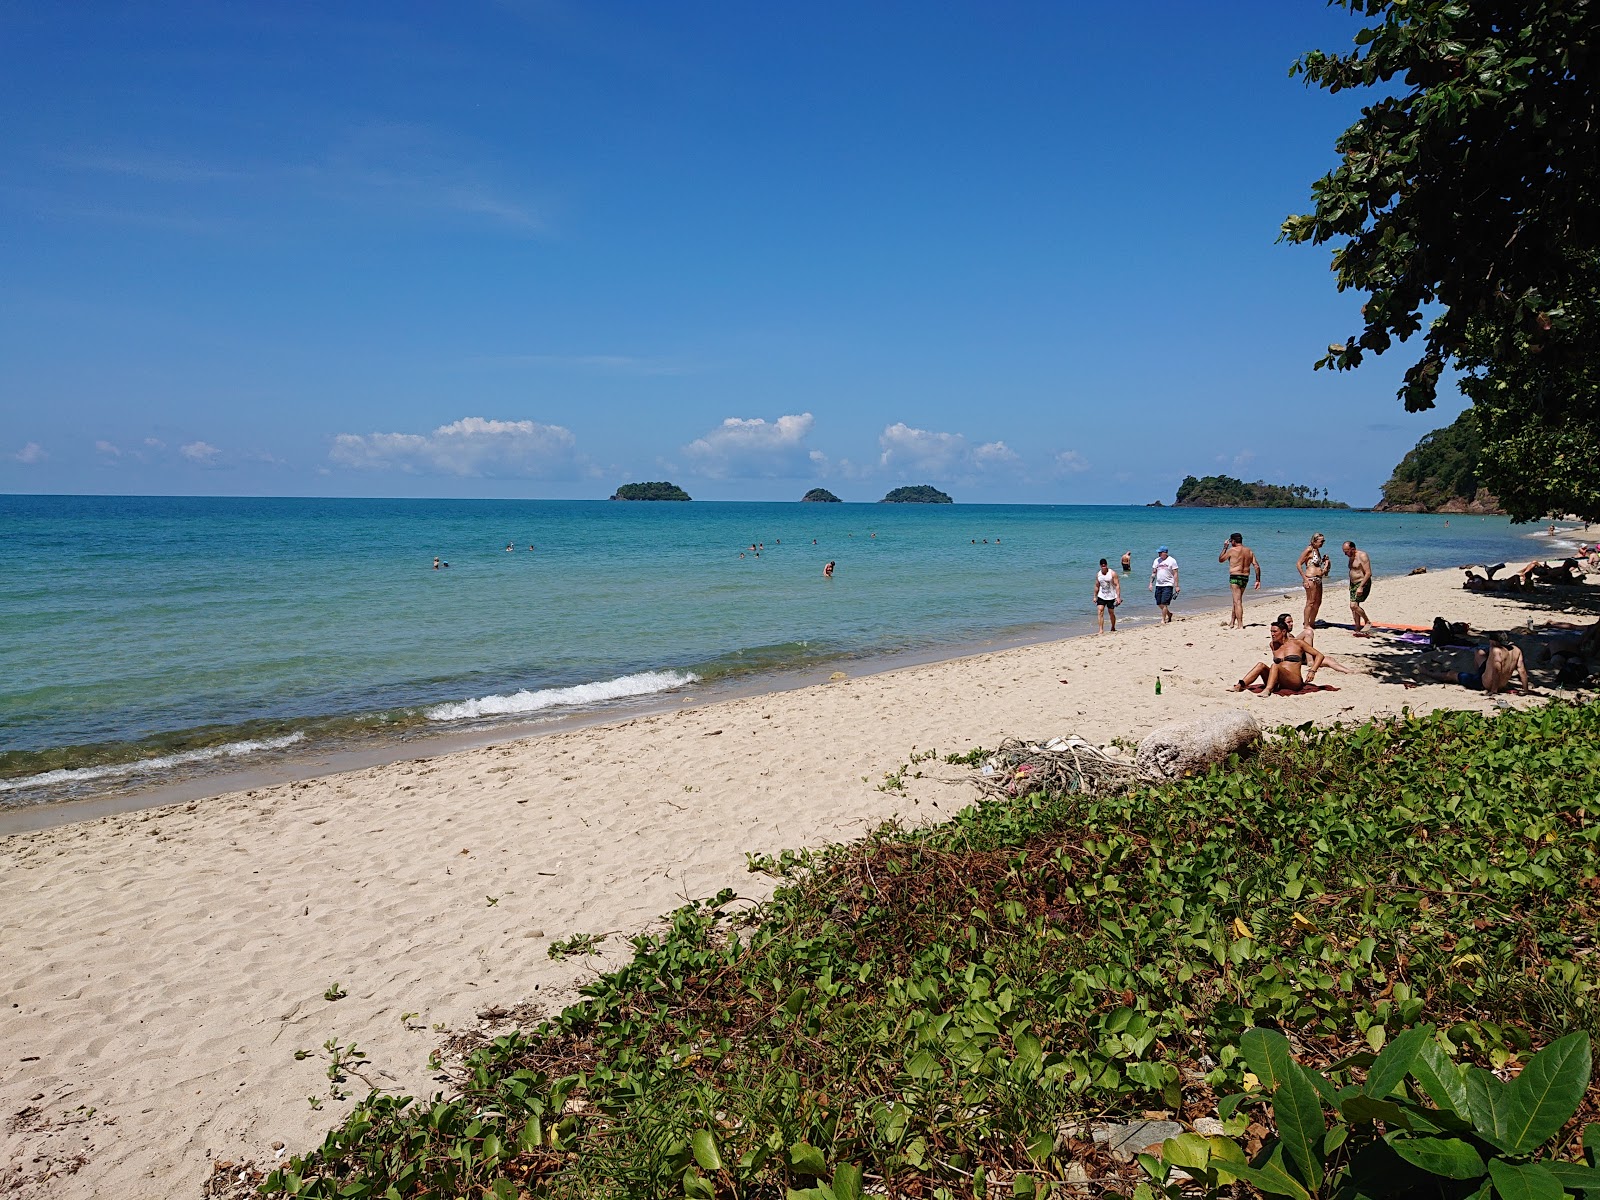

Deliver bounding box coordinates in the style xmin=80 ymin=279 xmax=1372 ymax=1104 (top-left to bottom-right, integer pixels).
xmin=1276 ymin=613 xmax=1351 ymax=673
xmin=1230 ymin=618 xmax=1326 ymax=695
xmin=1422 ymin=633 xmax=1532 ymax=695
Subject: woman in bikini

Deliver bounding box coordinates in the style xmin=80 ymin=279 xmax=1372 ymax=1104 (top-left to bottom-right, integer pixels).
xmin=1231 ymin=618 xmax=1327 ymax=695
xmin=1296 ymin=532 xmax=1331 ymax=644
xmin=1276 ymin=613 xmax=1352 ymax=673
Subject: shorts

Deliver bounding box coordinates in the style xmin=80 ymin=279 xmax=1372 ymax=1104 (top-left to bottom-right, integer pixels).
xmin=1457 ymin=670 xmax=1483 ymax=690
xmin=1154 ymin=585 xmax=1175 ymax=606
xmin=1096 ymin=596 xmax=1117 ymax=608
xmin=1229 ymin=574 xmax=1249 ymax=589
xmin=1350 ymin=580 xmax=1372 ymax=604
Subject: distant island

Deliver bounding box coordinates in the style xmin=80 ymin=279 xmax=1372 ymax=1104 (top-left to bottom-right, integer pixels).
xmin=610 ymin=481 xmax=691 ymax=501
xmin=1174 ymin=474 xmax=1347 ymax=509
xmin=1374 ymin=412 xmax=1502 ymax=514
xmin=801 ymin=487 xmax=842 ymax=503
xmin=881 ymin=484 xmax=952 ymax=504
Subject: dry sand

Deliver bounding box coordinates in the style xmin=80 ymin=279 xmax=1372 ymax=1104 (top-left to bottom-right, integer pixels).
xmin=4 ymin=558 xmax=1598 ymax=1198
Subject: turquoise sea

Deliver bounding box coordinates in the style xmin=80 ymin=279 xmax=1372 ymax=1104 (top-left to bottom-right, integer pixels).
xmin=0 ymin=495 xmax=1556 ymax=806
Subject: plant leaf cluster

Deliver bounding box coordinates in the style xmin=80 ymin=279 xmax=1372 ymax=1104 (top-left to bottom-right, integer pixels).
xmin=1284 ymin=0 xmax=1600 ymax=521
xmin=262 ymin=702 xmax=1600 ymax=1198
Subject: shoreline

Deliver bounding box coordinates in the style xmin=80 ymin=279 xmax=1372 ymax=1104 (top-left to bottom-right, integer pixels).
xmin=3 ymin=558 xmax=1597 ymax=1199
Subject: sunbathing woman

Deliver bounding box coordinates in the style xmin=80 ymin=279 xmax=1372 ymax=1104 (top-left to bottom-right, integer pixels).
xmin=1296 ymin=532 xmax=1331 ymax=644
xmin=1231 ymin=618 xmax=1326 ymax=695
xmin=1276 ymin=613 xmax=1351 ymax=673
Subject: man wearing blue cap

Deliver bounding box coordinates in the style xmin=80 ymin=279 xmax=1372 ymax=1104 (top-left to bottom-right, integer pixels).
xmin=1149 ymin=546 xmax=1180 ymax=623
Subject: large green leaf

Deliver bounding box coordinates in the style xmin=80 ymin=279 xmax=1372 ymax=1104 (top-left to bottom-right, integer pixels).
xmin=1239 ymin=1030 xmax=1327 ymax=1190
xmin=789 ymin=1141 xmax=828 ymax=1176
xmin=830 ymin=1163 xmax=864 ymax=1200
xmin=1544 ymin=1161 xmax=1600 ymax=1193
xmin=1413 ymin=1038 xmax=1471 ymax=1118
xmin=691 ymin=1129 xmax=723 ymax=1172
xmin=1389 ymin=1136 xmax=1486 ymax=1180
xmin=1216 ymin=1147 xmax=1313 ymax=1200
xmin=1470 ymin=1033 xmax=1591 ymax=1155
xmin=1486 ymin=1159 xmax=1563 ymax=1200
xmin=1366 ymin=1024 xmax=1431 ymax=1098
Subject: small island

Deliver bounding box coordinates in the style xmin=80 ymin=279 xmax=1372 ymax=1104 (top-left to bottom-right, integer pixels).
xmin=610 ymin=481 xmax=691 ymax=501
xmin=1173 ymin=474 xmax=1347 ymax=509
xmin=801 ymin=487 xmax=842 ymax=503
xmin=1374 ymin=412 xmax=1502 ymax=514
xmin=881 ymin=484 xmax=953 ymax=504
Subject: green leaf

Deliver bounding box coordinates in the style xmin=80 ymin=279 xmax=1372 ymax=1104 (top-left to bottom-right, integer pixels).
xmin=1366 ymin=1023 xmax=1431 ymax=1098
xmin=692 ymin=1129 xmax=723 ymax=1172
xmin=1486 ymin=1159 xmax=1563 ymax=1200
xmin=1340 ymin=1094 xmax=1409 ymax=1127
xmin=1470 ymin=1033 xmax=1591 ymax=1155
xmin=1161 ymin=1133 xmax=1213 ymax=1171
xmin=1389 ymin=1136 xmax=1486 ymax=1180
xmin=1413 ymin=1038 xmax=1471 ymax=1118
xmin=1025 ymin=1130 xmax=1054 ymax=1165
xmin=1544 ymin=1161 xmax=1600 ymax=1192
xmin=1586 ymin=1123 xmax=1600 ymax=1167
xmin=790 ymin=1141 xmax=828 ymax=1176
xmin=1240 ymin=1030 xmax=1326 ymax=1190
xmin=830 ymin=1163 xmax=864 ymax=1200
xmin=1215 ymin=1147 xmax=1313 ymax=1200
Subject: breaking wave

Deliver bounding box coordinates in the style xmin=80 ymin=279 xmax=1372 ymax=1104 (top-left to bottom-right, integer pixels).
xmin=424 ymin=670 xmax=699 ymax=722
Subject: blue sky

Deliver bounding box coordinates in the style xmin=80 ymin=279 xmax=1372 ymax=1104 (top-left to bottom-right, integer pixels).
xmin=0 ymin=2 xmax=1464 ymax=504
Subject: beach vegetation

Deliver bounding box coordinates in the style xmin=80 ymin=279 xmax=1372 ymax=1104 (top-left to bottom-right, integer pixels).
xmin=1284 ymin=1 xmax=1600 ymax=522
xmin=322 ymin=982 xmax=347 ymax=1002
xmin=1174 ymin=474 xmax=1347 ymax=509
xmin=609 ymin=482 xmax=691 ymax=501
xmin=1377 ymin=410 xmax=1496 ymax=514
xmin=802 ymin=488 xmax=843 ymax=503
xmin=881 ymin=485 xmax=953 ymax=504
xmin=262 ymin=701 xmax=1600 ymax=1198
xmin=546 ymin=932 xmax=609 ymax=960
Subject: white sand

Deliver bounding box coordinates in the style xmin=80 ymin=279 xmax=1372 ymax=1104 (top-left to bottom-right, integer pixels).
xmin=4 ymin=560 xmax=1597 ymax=1198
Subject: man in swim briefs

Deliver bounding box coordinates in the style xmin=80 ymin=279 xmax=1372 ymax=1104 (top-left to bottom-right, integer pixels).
xmin=1343 ymin=540 xmax=1373 ymax=633
xmin=1218 ymin=533 xmax=1260 ymax=629
xmin=1424 ymin=635 xmax=1531 ymax=696
xmin=1149 ymin=546 xmax=1180 ymax=623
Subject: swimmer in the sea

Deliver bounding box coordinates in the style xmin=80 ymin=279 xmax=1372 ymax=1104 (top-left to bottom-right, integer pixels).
xmin=823 ymin=561 xmax=835 ymax=579
xmin=433 ymin=557 xmax=441 ymax=570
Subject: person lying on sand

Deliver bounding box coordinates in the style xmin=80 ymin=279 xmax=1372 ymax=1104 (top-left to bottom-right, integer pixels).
xmin=1422 ymin=634 xmax=1533 ymax=696
xmin=1275 ymin=613 xmax=1351 ymax=672
xmin=1230 ymin=618 xmax=1326 ymax=694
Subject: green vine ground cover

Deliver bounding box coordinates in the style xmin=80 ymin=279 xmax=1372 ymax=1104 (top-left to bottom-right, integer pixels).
xmin=263 ymin=702 xmax=1600 ymax=1198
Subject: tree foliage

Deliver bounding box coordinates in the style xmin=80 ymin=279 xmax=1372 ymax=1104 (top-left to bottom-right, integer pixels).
xmin=1284 ymin=0 xmax=1600 ymax=520
xmin=880 ymin=485 xmax=953 ymax=504
xmin=1377 ymin=409 xmax=1490 ymax=510
xmin=610 ymin=481 xmax=691 ymax=501
xmin=801 ymin=487 xmax=842 ymax=503
xmin=1174 ymin=474 xmax=1346 ymax=509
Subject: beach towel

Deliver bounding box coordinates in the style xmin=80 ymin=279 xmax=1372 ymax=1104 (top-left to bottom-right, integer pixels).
xmin=1244 ymin=683 xmax=1341 ymax=695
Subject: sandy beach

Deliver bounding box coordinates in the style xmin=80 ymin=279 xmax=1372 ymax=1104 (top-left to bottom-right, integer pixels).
xmin=4 ymin=553 xmax=1598 ymax=1199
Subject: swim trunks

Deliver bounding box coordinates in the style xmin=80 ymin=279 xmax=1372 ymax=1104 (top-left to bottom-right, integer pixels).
xmin=1350 ymin=580 xmax=1372 ymax=603
xmin=1457 ymin=670 xmax=1483 ymax=690
xmin=1154 ymin=585 xmax=1174 ymax=606
xmin=1096 ymin=596 xmax=1117 ymax=608
xmin=1229 ymin=574 xmax=1248 ymax=589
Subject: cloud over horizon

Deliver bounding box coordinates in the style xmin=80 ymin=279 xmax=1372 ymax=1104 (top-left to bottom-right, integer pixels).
xmin=877 ymin=423 xmax=1018 ymax=481
xmin=329 ymin=416 xmax=580 ymax=477
xmin=682 ymin=413 xmax=818 ymax=479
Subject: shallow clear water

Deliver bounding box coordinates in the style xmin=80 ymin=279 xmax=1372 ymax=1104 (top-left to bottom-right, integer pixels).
xmin=0 ymin=495 xmax=1552 ymax=800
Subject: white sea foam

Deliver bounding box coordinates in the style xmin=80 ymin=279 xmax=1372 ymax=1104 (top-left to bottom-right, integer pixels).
xmin=0 ymin=732 xmax=307 ymax=794
xmin=425 ymin=670 xmax=699 ymax=722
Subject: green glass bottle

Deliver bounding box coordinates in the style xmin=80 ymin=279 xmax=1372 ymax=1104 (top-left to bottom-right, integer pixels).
xmin=1155 ymin=677 xmax=1162 ymax=695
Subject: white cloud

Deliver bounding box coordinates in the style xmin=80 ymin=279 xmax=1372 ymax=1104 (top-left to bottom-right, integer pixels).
xmin=877 ymin=423 xmax=1019 ymax=480
xmin=13 ymin=442 xmax=46 ymax=464
xmin=1053 ymin=450 xmax=1090 ymax=474
xmin=329 ymin=416 xmax=579 ymax=477
xmin=144 ymin=437 xmax=165 ymax=448
xmin=95 ymin=440 xmax=122 ymax=457
xmin=683 ymin=413 xmax=817 ymax=479
xmin=180 ymin=440 xmax=221 ymax=465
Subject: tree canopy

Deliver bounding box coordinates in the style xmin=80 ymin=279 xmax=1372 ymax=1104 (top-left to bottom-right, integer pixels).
xmin=1284 ymin=0 xmax=1600 ymax=520
xmin=610 ymin=481 xmax=691 ymax=501
xmin=881 ymin=485 xmax=953 ymax=504
xmin=1174 ymin=474 xmax=1346 ymax=509
xmin=1375 ymin=410 xmax=1493 ymax=511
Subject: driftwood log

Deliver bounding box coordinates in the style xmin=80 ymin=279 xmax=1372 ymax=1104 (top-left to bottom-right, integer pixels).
xmin=1135 ymin=709 xmax=1261 ymax=782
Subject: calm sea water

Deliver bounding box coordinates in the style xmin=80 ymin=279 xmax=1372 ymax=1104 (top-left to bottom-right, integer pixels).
xmin=0 ymin=495 xmax=1554 ymax=804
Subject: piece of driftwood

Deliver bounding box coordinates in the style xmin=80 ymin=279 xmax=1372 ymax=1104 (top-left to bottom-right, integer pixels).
xmin=1135 ymin=709 xmax=1261 ymax=781
xmin=966 ymin=737 xmax=1137 ymax=801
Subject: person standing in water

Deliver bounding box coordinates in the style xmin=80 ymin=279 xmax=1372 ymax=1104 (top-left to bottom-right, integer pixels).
xmin=1218 ymin=533 xmax=1261 ymax=629
xmin=1296 ymin=532 xmax=1331 ymax=644
xmin=1120 ymin=550 xmax=1132 ymax=574
xmin=1094 ymin=558 xmax=1122 ymax=632
xmin=823 ymin=561 xmax=835 ymax=579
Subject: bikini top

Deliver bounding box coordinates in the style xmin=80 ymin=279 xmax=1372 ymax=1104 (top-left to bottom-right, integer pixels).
xmin=1274 ymin=653 xmax=1305 ymax=664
